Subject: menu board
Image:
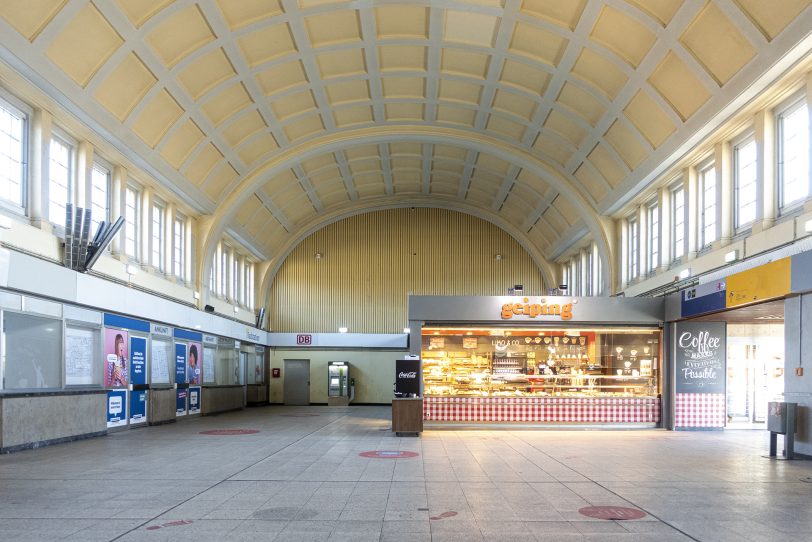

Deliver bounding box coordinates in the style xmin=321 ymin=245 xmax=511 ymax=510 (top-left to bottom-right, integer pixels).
xmin=675 ymin=321 xmax=726 ymax=394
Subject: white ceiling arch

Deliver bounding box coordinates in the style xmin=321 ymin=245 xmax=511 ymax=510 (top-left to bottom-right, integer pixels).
xmin=196 ymin=125 xmax=617 ymax=297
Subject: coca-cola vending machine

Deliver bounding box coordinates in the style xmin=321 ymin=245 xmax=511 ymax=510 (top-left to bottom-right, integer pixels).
xmin=395 ymin=358 xmax=421 ymax=397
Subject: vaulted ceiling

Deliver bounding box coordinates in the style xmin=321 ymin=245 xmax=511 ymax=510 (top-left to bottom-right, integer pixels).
xmin=1 ymin=0 xmax=810 ymax=294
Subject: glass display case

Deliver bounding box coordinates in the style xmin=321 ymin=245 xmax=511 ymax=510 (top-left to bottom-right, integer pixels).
xmin=422 ymin=327 xmax=660 ymax=398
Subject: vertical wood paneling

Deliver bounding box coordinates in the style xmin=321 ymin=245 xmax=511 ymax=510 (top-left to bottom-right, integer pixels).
xmin=269 ymin=208 xmax=545 ymax=332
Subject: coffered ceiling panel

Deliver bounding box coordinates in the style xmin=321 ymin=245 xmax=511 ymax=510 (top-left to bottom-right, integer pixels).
xmin=0 ymin=0 xmax=808 ymax=289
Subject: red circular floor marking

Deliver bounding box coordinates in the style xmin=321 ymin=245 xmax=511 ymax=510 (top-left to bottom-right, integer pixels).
xmin=579 ymin=506 xmax=646 ymax=520
xmin=199 ymin=429 xmax=260 ymax=435
xmin=359 ymin=450 xmax=419 ymax=459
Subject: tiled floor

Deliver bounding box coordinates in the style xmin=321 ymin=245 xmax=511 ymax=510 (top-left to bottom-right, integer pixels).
xmin=0 ymin=406 xmax=810 ymax=541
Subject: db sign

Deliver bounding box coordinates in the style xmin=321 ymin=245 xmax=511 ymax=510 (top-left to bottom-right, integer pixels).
xmin=296 ymin=334 xmax=312 ymax=345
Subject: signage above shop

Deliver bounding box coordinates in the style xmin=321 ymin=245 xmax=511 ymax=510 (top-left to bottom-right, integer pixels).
xmin=501 ymin=298 xmax=573 ymax=320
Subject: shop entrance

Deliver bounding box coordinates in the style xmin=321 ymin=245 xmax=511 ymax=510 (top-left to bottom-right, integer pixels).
xmin=695 ymin=299 xmax=785 ymax=429
xmin=284 ymin=359 xmax=310 ymax=405
xmin=726 ymin=322 xmax=784 ymax=427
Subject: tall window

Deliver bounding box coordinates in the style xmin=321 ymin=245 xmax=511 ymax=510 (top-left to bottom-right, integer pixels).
xmin=209 ymin=247 xmax=218 ymax=293
xmin=48 ymin=136 xmax=72 ymax=224
xmin=627 ymin=216 xmax=638 ymax=281
xmin=778 ymin=101 xmax=809 ymax=209
xmin=585 ymin=249 xmax=593 ymax=296
xmin=124 ymin=186 xmax=139 ymax=259
xmin=173 ymin=215 xmax=185 ymax=280
xmin=151 ymin=203 xmax=164 ymax=271
xmin=219 ymin=245 xmax=228 ymax=297
xmin=647 ymin=204 xmax=659 ymax=272
xmin=672 ymin=186 xmax=685 ymax=260
xmin=89 ymin=163 xmax=110 ymax=235
xmin=0 ymin=97 xmax=26 ymax=207
xmin=734 ymin=137 xmax=757 ymax=228
xmin=245 ymin=262 xmax=254 ymax=309
xmin=699 ymin=163 xmax=717 ymax=247
xmin=231 ymin=255 xmax=239 ymax=301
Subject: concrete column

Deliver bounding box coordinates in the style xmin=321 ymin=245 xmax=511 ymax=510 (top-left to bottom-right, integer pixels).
xmin=29 ymin=109 xmax=51 ymax=228
xmin=756 ymin=110 xmax=776 ymax=230
xmin=140 ymin=188 xmax=151 ymax=269
xmin=110 ymin=166 xmax=125 ymax=257
xmin=75 ymin=141 xmax=93 ymax=210
xmin=717 ymin=142 xmax=733 ymax=247
xmin=686 ymin=166 xmax=698 ymax=259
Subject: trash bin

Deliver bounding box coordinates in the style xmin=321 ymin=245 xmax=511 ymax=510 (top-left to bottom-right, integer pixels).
xmin=767 ymin=402 xmax=797 ymax=460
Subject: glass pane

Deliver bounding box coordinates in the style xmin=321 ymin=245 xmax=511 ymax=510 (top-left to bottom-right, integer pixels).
xmin=0 ymin=101 xmax=24 ymax=206
xmin=3 ymin=312 xmax=62 ymax=389
xmin=49 ymin=138 xmax=71 ymax=223
xmin=780 ymin=104 xmax=809 ymax=207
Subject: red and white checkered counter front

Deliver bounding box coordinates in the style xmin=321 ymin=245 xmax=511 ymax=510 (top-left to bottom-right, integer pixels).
xmin=423 ymin=396 xmax=661 ymax=424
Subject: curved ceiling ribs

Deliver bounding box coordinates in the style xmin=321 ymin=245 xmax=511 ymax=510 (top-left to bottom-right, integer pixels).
xmin=0 ymin=0 xmax=809 ymax=300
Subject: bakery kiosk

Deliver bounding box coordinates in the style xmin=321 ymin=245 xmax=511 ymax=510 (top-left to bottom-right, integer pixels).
xmin=408 ymin=296 xmax=665 ymax=426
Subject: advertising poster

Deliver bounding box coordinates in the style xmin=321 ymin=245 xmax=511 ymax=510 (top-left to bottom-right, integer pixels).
xmin=130 ymin=336 xmax=147 ymax=386
xmin=188 ymin=386 xmax=201 ymax=414
xmin=187 ymin=342 xmax=202 ymax=385
xmin=395 ymin=358 xmax=421 ymax=397
xmin=104 ymin=329 xmax=129 ymax=388
xmin=175 ymin=343 xmax=187 ymax=384
xmin=106 ymin=389 xmax=127 ymax=428
xmin=675 ymin=321 xmax=726 ymax=394
xmin=176 ymin=388 xmax=188 ymax=416
xmin=130 ymin=390 xmax=147 ymax=424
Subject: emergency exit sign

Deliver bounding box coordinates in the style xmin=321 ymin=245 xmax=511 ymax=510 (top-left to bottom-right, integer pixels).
xmin=296 ymin=334 xmax=312 ymax=345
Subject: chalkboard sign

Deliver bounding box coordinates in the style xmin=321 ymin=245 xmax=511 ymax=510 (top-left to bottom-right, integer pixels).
xmin=675 ymin=321 xmax=726 ymax=394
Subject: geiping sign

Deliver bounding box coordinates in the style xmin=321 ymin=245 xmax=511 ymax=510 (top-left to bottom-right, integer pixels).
xmin=675 ymin=321 xmax=726 ymax=394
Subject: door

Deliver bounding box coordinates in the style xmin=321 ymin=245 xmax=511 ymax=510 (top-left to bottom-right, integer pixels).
xmin=284 ymin=359 xmax=310 ymax=405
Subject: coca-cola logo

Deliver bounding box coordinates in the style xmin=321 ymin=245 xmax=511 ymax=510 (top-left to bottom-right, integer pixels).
xmin=398 ymin=371 xmax=417 ymax=379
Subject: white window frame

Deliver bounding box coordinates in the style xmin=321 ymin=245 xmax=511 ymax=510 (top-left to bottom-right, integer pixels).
xmin=733 ymin=134 xmax=758 ymax=231
xmin=776 ymin=97 xmax=809 ymax=212
xmin=698 ymin=160 xmax=717 ymax=248
xmin=671 ymin=184 xmax=685 ymax=261
xmin=151 ymin=200 xmax=165 ymax=271
xmin=0 ymin=91 xmax=28 ymax=213
xmin=647 ymin=202 xmax=659 ymax=273
xmin=627 ymin=215 xmax=638 ymax=281
xmin=48 ymin=131 xmax=74 ymax=227
xmin=173 ymin=214 xmax=185 ymax=280
xmin=124 ymin=184 xmax=139 ymax=260
xmin=89 ymin=160 xmax=111 ymax=236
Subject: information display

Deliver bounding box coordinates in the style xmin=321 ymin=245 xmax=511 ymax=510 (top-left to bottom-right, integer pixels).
xmin=189 ymin=386 xmax=201 ymax=413
xmin=130 ymin=336 xmax=147 ymax=386
xmin=203 ymin=346 xmax=216 ymax=384
xmin=65 ymin=326 xmax=97 ymax=386
xmin=175 ymin=343 xmax=187 ymax=385
xmin=151 ymin=339 xmax=171 ymax=384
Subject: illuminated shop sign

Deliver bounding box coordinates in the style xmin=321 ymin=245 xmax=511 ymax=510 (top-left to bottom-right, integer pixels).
xmin=501 ymin=298 xmax=573 ymax=320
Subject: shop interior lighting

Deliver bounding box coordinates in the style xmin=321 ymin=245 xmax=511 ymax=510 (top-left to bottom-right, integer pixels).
xmin=724 ymin=250 xmax=739 ymax=263
xmin=338 ymin=327 xmax=348 ymax=333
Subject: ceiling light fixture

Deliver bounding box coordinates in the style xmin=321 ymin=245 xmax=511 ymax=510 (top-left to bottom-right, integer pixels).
xmin=314 ymin=251 xmax=323 ymax=259
xmin=338 ymin=327 xmax=348 ymax=333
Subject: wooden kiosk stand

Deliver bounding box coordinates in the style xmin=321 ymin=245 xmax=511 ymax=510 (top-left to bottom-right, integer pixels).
xmin=392 ymin=357 xmax=422 ymax=436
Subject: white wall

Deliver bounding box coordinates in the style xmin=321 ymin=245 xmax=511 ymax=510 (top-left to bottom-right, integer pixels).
xmin=270 ymin=349 xmax=406 ymax=404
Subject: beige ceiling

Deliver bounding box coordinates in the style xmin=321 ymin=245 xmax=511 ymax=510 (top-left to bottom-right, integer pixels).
xmin=1 ymin=0 xmax=810 ymax=294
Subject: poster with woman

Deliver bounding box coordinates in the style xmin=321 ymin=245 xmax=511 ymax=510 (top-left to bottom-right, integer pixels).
xmin=104 ymin=329 xmax=129 ymax=387
xmin=187 ymin=342 xmax=202 ymax=385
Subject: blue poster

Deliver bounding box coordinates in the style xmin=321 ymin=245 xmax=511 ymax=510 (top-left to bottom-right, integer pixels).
xmin=130 ymin=390 xmax=147 ymax=424
xmin=106 ymin=390 xmax=127 ymax=428
xmin=175 ymin=343 xmax=187 ymax=384
xmin=189 ymin=386 xmax=201 ymax=414
xmin=130 ymin=336 xmax=147 ymax=386
xmin=176 ymin=388 xmax=188 ymax=416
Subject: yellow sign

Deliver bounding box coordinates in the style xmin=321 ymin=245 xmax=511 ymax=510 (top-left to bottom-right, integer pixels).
xmin=726 ymin=257 xmax=791 ymax=308
xmin=501 ymin=298 xmax=573 ymax=320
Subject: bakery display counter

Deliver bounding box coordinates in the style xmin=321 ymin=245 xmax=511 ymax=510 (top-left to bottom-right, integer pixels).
xmin=423 ymin=395 xmax=661 ymax=424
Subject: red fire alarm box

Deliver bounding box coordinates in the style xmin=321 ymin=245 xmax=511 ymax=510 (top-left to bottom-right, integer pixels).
xmin=272 ymin=368 xmax=281 ymax=378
